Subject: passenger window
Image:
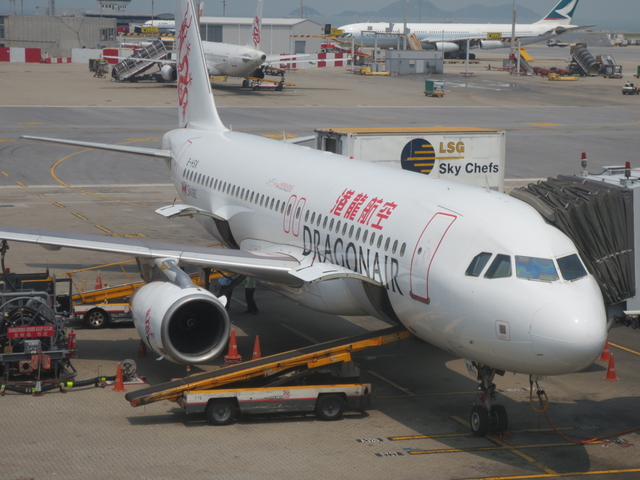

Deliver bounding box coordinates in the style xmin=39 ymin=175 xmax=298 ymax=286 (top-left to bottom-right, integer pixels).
xmin=335 ymin=220 xmax=341 ymax=233
xmin=384 ymin=237 xmax=390 ymax=251
xmin=270 ymin=198 xmax=275 ymax=210
xmin=306 ymin=211 xmax=310 ymax=222
xmin=516 ymin=256 xmax=559 ymax=282
xmin=317 ymin=214 xmax=322 ymax=227
xmin=329 ymin=218 xmax=334 ymax=230
xmin=310 ymin=212 xmax=315 ymax=224
xmin=323 ymin=217 xmax=328 ymax=229
xmin=400 ymin=242 xmax=406 ymax=257
xmin=484 ymin=254 xmax=512 ymax=279
xmin=349 ymin=225 xmax=354 ymax=238
xmin=392 ymin=240 xmax=398 ymax=254
xmin=557 ymin=254 xmax=588 ymax=281
xmin=276 ymin=200 xmax=280 ymax=211
xmin=465 ymin=252 xmax=492 ymax=277
xmin=362 ymin=230 xmax=367 ymax=243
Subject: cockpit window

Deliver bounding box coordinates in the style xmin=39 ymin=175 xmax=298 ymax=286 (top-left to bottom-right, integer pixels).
xmin=515 ymin=256 xmax=559 ymax=282
xmin=557 ymin=254 xmax=588 ymax=281
xmin=484 ymin=254 xmax=512 ymax=279
xmin=465 ymin=252 xmax=492 ymax=277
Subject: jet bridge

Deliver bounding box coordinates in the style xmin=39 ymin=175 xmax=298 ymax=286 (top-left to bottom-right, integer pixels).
xmin=510 ymin=164 xmax=640 ymax=327
xmin=111 ymin=40 xmax=171 ymax=82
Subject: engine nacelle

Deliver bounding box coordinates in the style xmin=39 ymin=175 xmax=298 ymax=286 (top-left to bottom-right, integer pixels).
xmin=479 ymin=40 xmax=507 ymax=50
xmin=160 ymin=64 xmax=177 ymax=81
xmin=131 ymin=282 xmax=230 ymax=364
xmin=434 ymin=42 xmax=460 ymax=53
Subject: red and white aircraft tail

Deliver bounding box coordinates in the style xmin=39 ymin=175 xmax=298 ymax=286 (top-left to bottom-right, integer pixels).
xmin=175 ymin=0 xmax=226 ymax=131
xmin=245 ymin=0 xmax=263 ymax=50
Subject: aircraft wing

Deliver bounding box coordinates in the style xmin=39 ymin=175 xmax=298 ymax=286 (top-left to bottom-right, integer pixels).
xmin=0 ymin=227 xmax=303 ymax=286
xmin=540 ymin=24 xmax=596 ymax=36
xmin=21 ymin=136 xmax=171 ymax=159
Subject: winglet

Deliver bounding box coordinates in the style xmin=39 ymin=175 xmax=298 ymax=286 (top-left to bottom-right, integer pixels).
xmin=176 ymin=0 xmax=226 ymax=131
xmin=245 ymin=0 xmax=263 ymax=49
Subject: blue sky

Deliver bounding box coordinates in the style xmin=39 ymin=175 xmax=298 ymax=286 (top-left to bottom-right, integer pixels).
xmin=4 ymin=1 xmax=639 ymax=31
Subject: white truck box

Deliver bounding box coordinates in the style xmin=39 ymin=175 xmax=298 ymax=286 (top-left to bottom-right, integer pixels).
xmin=315 ymin=127 xmax=506 ymax=192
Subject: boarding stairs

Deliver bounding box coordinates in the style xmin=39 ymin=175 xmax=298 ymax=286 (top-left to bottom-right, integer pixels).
xmin=509 ymin=49 xmax=533 ymax=75
xmin=111 ymin=40 xmax=171 ymax=82
xmin=569 ymin=43 xmax=601 ymax=76
xmin=407 ymin=34 xmax=423 ymax=51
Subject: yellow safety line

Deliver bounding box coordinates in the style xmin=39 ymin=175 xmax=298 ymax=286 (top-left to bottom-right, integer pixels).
xmin=95 ymin=225 xmax=113 ymax=233
xmin=455 ymin=468 xmax=640 ymax=480
xmin=72 ymin=212 xmax=87 ymax=220
xmin=0 ymin=140 xmax=12 ymax=143
xmin=49 ymin=149 xmax=155 ymax=209
xmin=452 ymin=416 xmax=557 ymax=475
xmin=407 ymin=441 xmax=597 ymax=455
xmin=609 ymin=342 xmax=640 ymax=356
xmin=38 ymin=194 xmax=44 ymax=197
xmin=1 ymin=172 xmax=9 ymax=177
xmin=368 ymin=370 xmax=416 ymax=396
xmin=16 ymin=181 xmax=27 ymax=187
xmin=51 ymin=201 xmax=65 ymax=209
xmin=389 ymin=427 xmax=573 ymax=441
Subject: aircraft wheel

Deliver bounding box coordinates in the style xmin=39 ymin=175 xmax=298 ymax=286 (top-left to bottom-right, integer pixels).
xmin=205 ymin=399 xmax=237 ymax=425
xmin=489 ymin=404 xmax=508 ymax=433
xmin=315 ymin=394 xmax=345 ymax=421
xmin=253 ymin=85 xmax=261 ymax=91
xmin=242 ymin=80 xmax=249 ymax=88
xmin=84 ymin=308 xmax=110 ymax=329
xmin=470 ymin=405 xmax=490 ymax=437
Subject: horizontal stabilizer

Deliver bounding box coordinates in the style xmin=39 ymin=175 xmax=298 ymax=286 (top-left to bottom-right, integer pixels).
xmin=21 ymin=136 xmax=171 ymax=159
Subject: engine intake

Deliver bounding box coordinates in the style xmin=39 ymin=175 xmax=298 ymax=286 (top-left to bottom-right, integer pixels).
xmin=160 ymin=65 xmax=177 ymax=81
xmin=131 ymin=282 xmax=230 ymax=364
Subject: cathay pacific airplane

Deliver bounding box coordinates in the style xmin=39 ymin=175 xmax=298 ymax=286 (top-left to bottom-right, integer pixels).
xmin=339 ymin=0 xmax=591 ymax=59
xmin=2 ymin=0 xmax=607 ymax=436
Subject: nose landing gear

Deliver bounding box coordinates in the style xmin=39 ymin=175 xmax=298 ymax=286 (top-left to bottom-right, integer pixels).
xmin=469 ymin=364 xmax=508 ymax=437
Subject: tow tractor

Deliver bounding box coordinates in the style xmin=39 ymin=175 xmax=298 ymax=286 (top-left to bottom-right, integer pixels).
xmin=622 ymin=82 xmax=640 ymax=95
xmin=126 ymin=326 xmax=410 ymax=424
xmin=241 ymin=66 xmax=295 ymax=91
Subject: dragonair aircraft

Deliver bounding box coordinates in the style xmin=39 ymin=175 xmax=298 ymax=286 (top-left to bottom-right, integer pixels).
xmin=3 ymin=0 xmax=607 ymax=436
xmin=339 ymin=0 xmax=591 ymax=59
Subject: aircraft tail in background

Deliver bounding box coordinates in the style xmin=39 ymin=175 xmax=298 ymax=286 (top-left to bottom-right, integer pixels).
xmin=245 ymin=0 xmax=263 ymax=50
xmin=536 ymin=0 xmax=579 ymax=25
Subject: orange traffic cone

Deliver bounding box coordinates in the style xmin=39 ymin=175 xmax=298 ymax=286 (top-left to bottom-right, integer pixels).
xmin=136 ymin=340 xmax=148 ymax=357
xmin=598 ymin=340 xmax=611 ymax=362
xmin=95 ymin=271 xmax=103 ymax=290
xmin=604 ymin=354 xmax=619 ymax=381
xmin=112 ymin=363 xmax=127 ymax=391
xmin=224 ymin=330 xmax=242 ymax=365
xmin=252 ymin=335 xmax=262 ymax=360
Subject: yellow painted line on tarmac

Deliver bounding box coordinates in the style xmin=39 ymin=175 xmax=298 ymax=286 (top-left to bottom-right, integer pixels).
xmin=2 ymin=172 xmax=9 ymax=177
xmin=452 ymin=416 xmax=557 ymax=475
xmin=0 ymin=139 xmax=12 ymax=142
xmin=368 ymin=371 xmax=416 ymax=396
xmin=38 ymin=194 xmax=45 ymax=197
xmin=18 ymin=122 xmax=44 ymax=125
xmin=16 ymin=181 xmax=27 ymax=187
xmin=455 ymin=467 xmax=640 ymax=480
xmin=50 ymin=201 xmax=65 ymax=209
xmin=262 ymin=133 xmax=298 ymax=139
xmin=389 ymin=427 xmax=573 ymax=442
xmin=72 ymin=212 xmax=87 ymax=220
xmin=408 ymin=441 xmax=597 ymax=455
xmin=609 ymin=342 xmax=640 ymax=356
xmin=526 ymin=123 xmax=562 ymax=126
xmin=50 ymin=149 xmax=154 ymax=209
xmin=95 ymin=225 xmax=113 ymax=234
xmin=279 ymin=324 xmax=318 ymax=344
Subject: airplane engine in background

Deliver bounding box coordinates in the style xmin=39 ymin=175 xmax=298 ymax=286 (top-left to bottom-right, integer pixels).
xmin=434 ymin=42 xmax=460 ymax=53
xmin=160 ymin=65 xmax=177 ymax=81
xmin=480 ymin=40 xmax=507 ymax=50
xmin=131 ymin=282 xmax=230 ymax=364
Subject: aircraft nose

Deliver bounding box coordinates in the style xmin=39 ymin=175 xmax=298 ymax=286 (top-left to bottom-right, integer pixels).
xmin=260 ymin=54 xmax=267 ymax=62
xmin=530 ymin=297 xmax=607 ymax=374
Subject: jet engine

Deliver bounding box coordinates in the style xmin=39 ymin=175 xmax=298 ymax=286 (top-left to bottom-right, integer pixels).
xmin=160 ymin=65 xmax=177 ymax=81
xmin=434 ymin=42 xmax=460 ymax=53
xmin=479 ymin=40 xmax=507 ymax=50
xmin=130 ymin=282 xmax=230 ymax=364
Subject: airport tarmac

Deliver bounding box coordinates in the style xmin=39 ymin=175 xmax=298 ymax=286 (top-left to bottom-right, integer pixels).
xmin=2 ymin=44 xmax=640 ymax=480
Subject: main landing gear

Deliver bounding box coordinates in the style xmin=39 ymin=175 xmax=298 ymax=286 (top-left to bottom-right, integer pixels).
xmin=469 ymin=364 xmax=508 ymax=437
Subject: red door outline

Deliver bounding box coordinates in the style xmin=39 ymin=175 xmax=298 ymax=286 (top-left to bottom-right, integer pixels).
xmin=410 ymin=213 xmax=457 ymax=304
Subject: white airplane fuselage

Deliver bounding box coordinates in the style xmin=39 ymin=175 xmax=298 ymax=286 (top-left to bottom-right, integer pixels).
xmin=163 ymin=127 xmax=608 ymax=377
xmin=339 ymin=22 xmax=576 ymax=50
xmin=202 ymin=42 xmax=267 ymax=77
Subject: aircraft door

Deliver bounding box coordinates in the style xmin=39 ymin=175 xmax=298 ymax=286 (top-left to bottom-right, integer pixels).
xmin=410 ymin=213 xmax=457 ymax=304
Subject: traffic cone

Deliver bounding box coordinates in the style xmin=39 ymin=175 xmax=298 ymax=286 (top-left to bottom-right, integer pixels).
xmin=112 ymin=363 xmax=127 ymax=391
xmin=136 ymin=340 xmax=148 ymax=357
xmin=224 ymin=330 xmax=242 ymax=365
xmin=604 ymin=354 xmax=619 ymax=381
xmin=95 ymin=271 xmax=103 ymax=290
xmin=598 ymin=340 xmax=611 ymax=362
xmin=252 ymin=335 xmax=262 ymax=360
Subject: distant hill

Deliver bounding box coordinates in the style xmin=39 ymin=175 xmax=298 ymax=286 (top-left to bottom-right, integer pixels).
xmin=286 ymin=6 xmax=323 ymax=18
xmin=334 ymin=0 xmax=541 ymax=23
